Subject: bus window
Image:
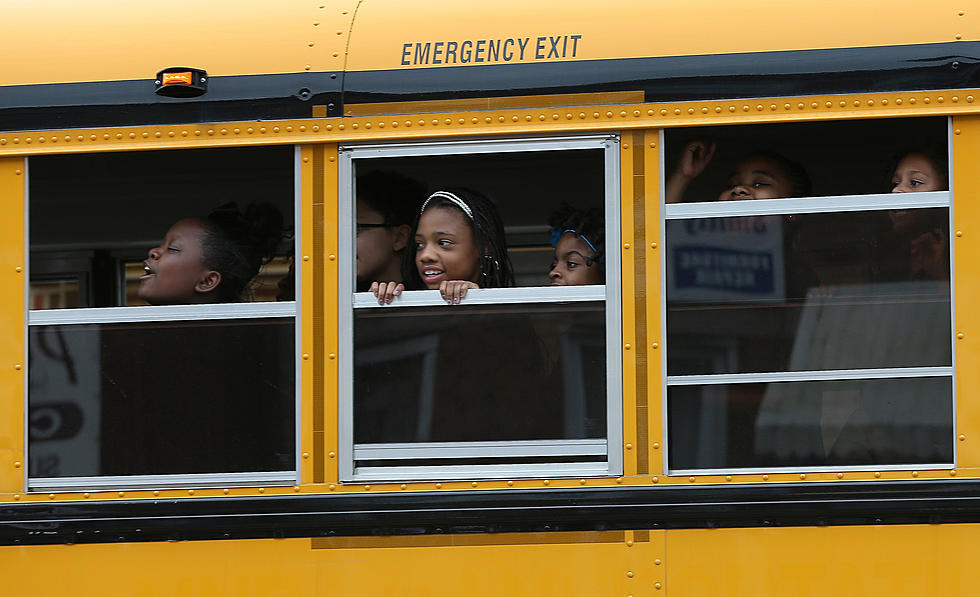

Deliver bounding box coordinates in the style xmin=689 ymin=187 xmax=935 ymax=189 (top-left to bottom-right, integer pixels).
xmin=27 ymin=146 xmax=297 ymax=489
xmin=663 ymin=117 xmax=953 ymax=472
xmin=339 ymin=136 xmax=622 ymax=481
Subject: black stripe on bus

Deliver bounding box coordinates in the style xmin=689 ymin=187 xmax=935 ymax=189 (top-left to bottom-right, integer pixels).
xmin=0 ymin=72 xmax=343 ymax=132
xmin=2 ymin=479 xmax=979 ymax=546
xmin=342 ymin=41 xmax=980 ymax=105
xmin=0 ymin=41 xmax=977 ymax=132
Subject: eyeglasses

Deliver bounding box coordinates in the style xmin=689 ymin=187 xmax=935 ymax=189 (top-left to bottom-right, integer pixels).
xmin=356 ymin=222 xmax=388 ymax=236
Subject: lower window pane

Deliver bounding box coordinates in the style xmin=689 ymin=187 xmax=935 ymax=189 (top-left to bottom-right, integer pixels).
xmin=29 ymin=318 xmax=295 ymax=478
xmin=666 ymin=209 xmax=951 ymax=375
xmin=668 ymin=376 xmax=952 ymax=470
xmin=354 ymin=301 xmax=606 ymax=444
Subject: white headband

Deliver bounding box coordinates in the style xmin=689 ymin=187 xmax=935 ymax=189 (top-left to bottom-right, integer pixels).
xmin=420 ymin=191 xmax=474 ymax=220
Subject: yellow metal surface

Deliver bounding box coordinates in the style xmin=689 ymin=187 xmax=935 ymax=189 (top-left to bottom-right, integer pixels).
xmin=0 ymin=530 xmax=664 ymax=596
xmin=300 ymin=145 xmax=315 ymax=485
xmin=642 ymin=130 xmax=664 ymax=477
xmin=953 ymin=115 xmax=980 ymax=471
xmin=1 ymin=1 xmax=357 ymax=86
xmin=621 ymin=134 xmax=638 ymax=477
xmin=320 ymin=144 xmax=340 ymax=484
xmin=347 ymin=0 xmax=976 ymax=72
xmin=0 ymin=158 xmax=25 ymax=494
xmin=1 ymin=91 xmax=977 ymax=156
xmin=667 ymin=524 xmax=979 ymax=596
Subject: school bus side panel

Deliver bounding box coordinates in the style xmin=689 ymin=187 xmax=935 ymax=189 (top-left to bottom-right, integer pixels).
xmin=0 ymin=531 xmax=663 ymax=597
xmin=0 ymin=157 xmax=25 ymax=494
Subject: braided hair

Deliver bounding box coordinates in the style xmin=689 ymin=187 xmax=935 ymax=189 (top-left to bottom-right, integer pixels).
xmin=201 ymin=202 xmax=284 ymax=302
xmin=402 ymin=189 xmax=514 ymax=289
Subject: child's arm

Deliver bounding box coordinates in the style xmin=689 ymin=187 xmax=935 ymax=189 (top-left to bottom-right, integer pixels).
xmin=370 ymin=281 xmax=404 ymax=304
xmin=666 ymin=140 xmax=716 ymax=204
xmin=440 ymin=280 xmax=478 ymax=305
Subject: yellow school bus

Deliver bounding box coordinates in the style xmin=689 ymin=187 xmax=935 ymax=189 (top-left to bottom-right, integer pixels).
xmin=3 ymin=1 xmax=980 ymax=594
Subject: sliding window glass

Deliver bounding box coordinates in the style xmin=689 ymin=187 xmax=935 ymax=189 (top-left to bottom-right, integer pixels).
xmin=663 ymin=118 xmax=953 ymax=473
xmin=28 ymin=146 xmax=298 ymax=490
xmin=339 ymin=136 xmax=622 ymax=481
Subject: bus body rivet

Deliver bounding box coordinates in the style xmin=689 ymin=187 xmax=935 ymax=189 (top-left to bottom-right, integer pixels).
xmin=648 ymin=109 xmax=655 ymax=115
xmin=837 ymin=472 xmax=843 ymax=479
xmin=653 ymin=442 xmax=660 ymax=448
xmin=13 ymin=461 xmax=20 ymax=468
xmin=743 ymin=105 xmax=750 ymax=112
xmin=436 ymin=483 xmax=442 ymax=489
xmin=688 ymin=108 xmax=695 ymax=114
xmin=626 ymin=443 xmax=633 ymax=450
xmin=650 ymin=143 xmax=657 ymax=149
xmin=13 ymin=495 xmax=19 ymax=500
xmin=15 ymin=267 xmax=22 ymax=273
xmin=729 ymin=106 xmax=736 ymax=112
xmin=655 ymin=582 xmax=662 ymax=590
xmin=303 ymin=255 xmax=310 ymax=261
xmin=579 ymin=479 xmax=586 ymax=485
xmin=543 ymin=479 xmax=550 ymax=486
xmin=763 ymin=475 xmax=769 ymax=480
xmin=223 ymin=488 xmax=230 ymax=494
xmin=624 ymin=344 xmax=631 ymax=350
xmin=652 ymin=342 xmax=659 ymax=349
xmin=652 ymin=477 xmax=659 ymax=483
xmin=302 ymin=353 xmax=310 ymax=360
xmin=924 ymin=97 xmax=931 ymax=104
xmin=509 ymin=480 xmax=516 ymax=486
xmin=701 ymin=107 xmax=708 ymax=114
xmin=14 ymin=364 xmax=21 ymax=370
xmin=674 ymin=108 xmax=682 ymax=115
xmin=620 ymin=111 xmax=627 ymax=117
xmin=951 ymin=469 xmax=957 ymax=476
xmin=471 ymin=482 xmax=477 ymax=487
xmin=624 ymin=242 xmax=631 ymax=249
xmin=874 ymin=472 xmax=880 ymax=478
xmin=689 ymin=477 xmax=695 ymax=483
xmin=655 ymin=559 xmax=662 ymax=565
xmin=616 ymin=477 xmax=623 ymax=484
xmin=634 ymin=110 xmax=641 ymax=116
xmin=329 ymin=353 xmax=336 ymax=359
xmin=627 ymin=539 xmax=634 ymax=546
xmin=538 ymin=115 xmax=546 ymax=121
xmin=800 ymin=474 xmax=806 ymax=480
xmin=258 ymin=487 xmax=265 ymax=493
xmin=83 ymin=493 xmax=89 ymax=498
xmin=956 ymin=231 xmax=963 ymax=237
xmin=811 ymin=102 xmax=818 ymax=108
xmin=303 ymin=157 xmax=309 ymax=163
xmin=662 ymin=109 xmax=668 ymax=115
xmin=896 ymin=98 xmax=903 ymax=105
xmin=498 ymin=116 xmax=505 ymax=123
xmin=959 ymin=10 xmax=965 ymax=15
xmin=329 ymin=484 xmax=335 ymax=490
xmin=910 ymin=98 xmax=916 ymax=104
xmin=329 ymin=451 xmax=336 ymax=458
xmin=956 ymin=34 xmax=962 ymax=40
xmin=726 ymin=476 xmax=732 ymax=481
xmin=955 ymin=129 xmax=962 ymax=135
xmin=968 ymin=96 xmax=975 ymax=102
xmin=958 ymin=434 xmax=966 ymax=441
xmin=329 ymin=156 xmax=335 ymax=162
xmin=626 ymin=571 xmax=634 ymax=578
xmin=957 ymin=332 xmax=964 ymax=339
xmin=651 ymin=241 xmax=658 ymax=248
xmin=153 ymin=490 xmax=160 ymax=496
xmin=912 ymin=471 xmax=919 ymax=477
xmin=715 ymin=106 xmax=722 ymax=113
xmin=623 ymin=145 xmax=629 ymax=150
xmin=188 ymin=489 xmax=194 ymax=495
xmin=400 ymin=484 xmax=407 ymax=490
xmin=953 ymin=96 xmax=959 ymax=102
xmin=554 ymin=114 xmax=561 ymax=120
xmin=329 ymin=254 xmax=336 ymax=261
xmin=302 ymin=452 xmax=309 ymax=459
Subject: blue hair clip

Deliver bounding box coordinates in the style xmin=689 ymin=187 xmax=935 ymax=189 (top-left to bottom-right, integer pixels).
xmin=550 ymin=227 xmax=563 ymax=248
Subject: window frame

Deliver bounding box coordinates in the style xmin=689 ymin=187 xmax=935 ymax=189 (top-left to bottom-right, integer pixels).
xmin=338 ymin=134 xmax=624 ymax=482
xmin=658 ymin=121 xmax=957 ymax=476
xmin=24 ymin=146 xmax=303 ymax=492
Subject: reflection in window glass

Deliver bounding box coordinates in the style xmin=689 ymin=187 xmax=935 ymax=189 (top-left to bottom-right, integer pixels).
xmin=29 ymin=318 xmax=294 ymax=478
xmin=668 ymin=376 xmax=953 ymax=469
xmin=666 ymin=209 xmax=951 ymax=375
xmin=354 ymin=302 xmax=606 ymax=445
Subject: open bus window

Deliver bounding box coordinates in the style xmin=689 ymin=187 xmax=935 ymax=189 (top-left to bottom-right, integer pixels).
xmin=339 ymin=136 xmax=623 ymax=481
xmin=663 ymin=117 xmax=954 ymax=473
xmin=27 ymin=147 xmax=298 ymax=490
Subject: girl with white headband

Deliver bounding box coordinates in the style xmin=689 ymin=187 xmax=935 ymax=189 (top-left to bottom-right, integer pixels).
xmin=371 ymin=188 xmax=514 ymax=305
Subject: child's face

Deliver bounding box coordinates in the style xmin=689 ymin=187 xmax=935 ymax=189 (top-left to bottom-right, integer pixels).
xmin=355 ymin=199 xmax=408 ymax=283
xmin=138 ymin=219 xmax=217 ymax=305
xmin=550 ymin=233 xmax=603 ymax=286
xmin=414 ymin=207 xmax=481 ymax=289
xmin=718 ymin=156 xmax=794 ymax=201
xmin=891 ymin=153 xmax=944 ymax=193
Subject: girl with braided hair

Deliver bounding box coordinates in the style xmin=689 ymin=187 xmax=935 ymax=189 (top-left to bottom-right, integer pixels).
xmin=138 ymin=202 xmax=284 ymax=305
xmin=371 ymin=188 xmax=514 ymax=305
